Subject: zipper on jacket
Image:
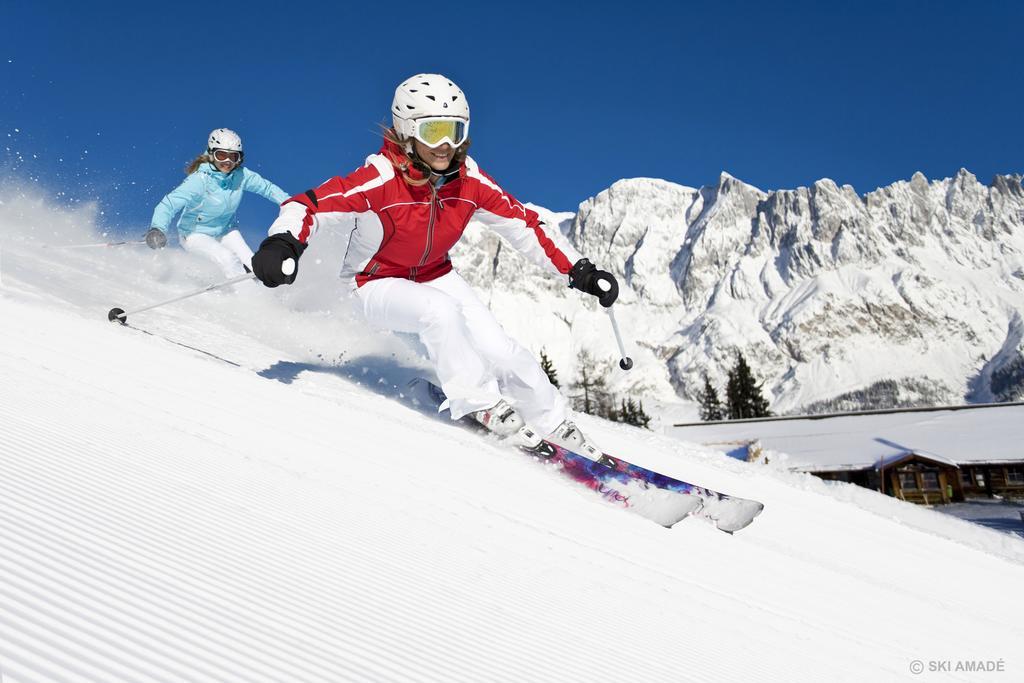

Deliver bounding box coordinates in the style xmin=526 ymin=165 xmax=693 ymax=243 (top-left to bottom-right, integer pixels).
xmin=418 ymin=183 xmax=439 ymax=267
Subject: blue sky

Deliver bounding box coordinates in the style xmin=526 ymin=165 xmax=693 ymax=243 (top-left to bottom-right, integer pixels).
xmin=2 ymin=0 xmax=1022 ymax=244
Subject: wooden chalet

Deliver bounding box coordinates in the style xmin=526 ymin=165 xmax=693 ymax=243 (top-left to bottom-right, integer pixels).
xmin=670 ymin=402 xmax=1024 ymax=505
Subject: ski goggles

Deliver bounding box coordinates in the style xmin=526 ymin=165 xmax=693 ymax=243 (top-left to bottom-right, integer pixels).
xmin=411 ymin=117 xmax=469 ymax=148
xmin=211 ymin=149 xmax=242 ymax=163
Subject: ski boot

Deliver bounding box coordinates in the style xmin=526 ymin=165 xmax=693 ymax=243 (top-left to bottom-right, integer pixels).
xmin=545 ymin=420 xmax=602 ymax=461
xmin=471 ymin=400 xmax=526 ymax=438
xmin=471 ymin=400 xmax=547 ymax=449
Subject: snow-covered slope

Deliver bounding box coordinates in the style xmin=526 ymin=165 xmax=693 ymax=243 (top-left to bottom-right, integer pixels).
xmin=453 ymin=171 xmax=1024 ymax=415
xmin=2 ymin=187 xmax=1024 ymax=681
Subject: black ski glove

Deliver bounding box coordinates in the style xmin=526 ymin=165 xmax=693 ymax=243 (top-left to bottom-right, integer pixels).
xmin=569 ymin=258 xmax=619 ymax=307
xmin=145 ymin=227 xmax=167 ymax=249
xmin=251 ymin=233 xmax=306 ymax=288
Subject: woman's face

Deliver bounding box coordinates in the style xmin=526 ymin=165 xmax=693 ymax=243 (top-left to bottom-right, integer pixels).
xmin=211 ymin=149 xmax=241 ymax=173
xmin=413 ymin=139 xmax=454 ymax=171
xmin=215 ymin=158 xmax=237 ymax=173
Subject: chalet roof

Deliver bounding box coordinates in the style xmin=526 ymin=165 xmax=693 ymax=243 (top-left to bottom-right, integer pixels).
xmin=876 ymin=450 xmax=959 ymax=470
xmin=669 ymin=403 xmax=1024 ymax=471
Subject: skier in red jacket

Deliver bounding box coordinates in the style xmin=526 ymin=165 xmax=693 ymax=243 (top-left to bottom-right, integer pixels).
xmin=251 ymin=73 xmax=618 ymax=453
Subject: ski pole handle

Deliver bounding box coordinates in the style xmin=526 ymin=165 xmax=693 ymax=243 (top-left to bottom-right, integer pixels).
xmin=606 ymin=307 xmax=633 ymax=370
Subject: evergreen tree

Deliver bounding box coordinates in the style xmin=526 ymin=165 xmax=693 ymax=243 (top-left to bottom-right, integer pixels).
xmin=570 ymin=349 xmax=614 ymax=418
xmin=615 ymin=397 xmax=652 ymax=429
xmin=699 ymin=373 xmax=725 ymax=422
xmin=539 ymin=348 xmax=560 ymax=388
xmin=725 ymin=352 xmax=771 ymax=419
xmin=570 ymin=350 xmax=651 ymax=427
xmin=637 ymin=400 xmax=652 ymax=429
xmin=619 ymin=398 xmax=633 ymax=425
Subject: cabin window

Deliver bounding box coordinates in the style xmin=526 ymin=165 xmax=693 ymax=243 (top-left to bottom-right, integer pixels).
xmin=960 ymin=469 xmax=973 ymax=487
xmin=975 ymin=472 xmax=986 ymax=487
xmin=921 ymin=471 xmax=940 ymax=491
xmin=1007 ymin=467 xmax=1024 ymax=485
xmin=899 ymin=472 xmax=918 ymax=491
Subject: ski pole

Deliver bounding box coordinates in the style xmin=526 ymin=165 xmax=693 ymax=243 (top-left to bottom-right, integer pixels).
xmin=606 ymin=306 xmax=634 ymax=370
xmin=46 ymin=239 xmax=148 ymax=249
xmin=107 ymin=258 xmax=294 ymax=325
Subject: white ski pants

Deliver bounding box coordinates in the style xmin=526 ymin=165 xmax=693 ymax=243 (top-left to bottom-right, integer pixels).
xmin=182 ymin=230 xmax=254 ymax=277
xmin=356 ymin=270 xmax=568 ymax=434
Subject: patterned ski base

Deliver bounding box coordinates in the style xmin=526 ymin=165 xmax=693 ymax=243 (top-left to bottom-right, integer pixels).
xmin=527 ymin=439 xmax=704 ymax=527
xmin=409 ymin=379 xmax=763 ymax=532
xmin=592 ymin=450 xmax=765 ymax=533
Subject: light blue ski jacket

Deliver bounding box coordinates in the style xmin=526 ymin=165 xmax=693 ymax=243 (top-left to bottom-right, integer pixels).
xmin=151 ymin=163 xmax=289 ymax=238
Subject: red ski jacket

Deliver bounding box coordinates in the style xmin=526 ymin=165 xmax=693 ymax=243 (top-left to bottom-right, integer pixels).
xmin=268 ymin=139 xmax=581 ymax=288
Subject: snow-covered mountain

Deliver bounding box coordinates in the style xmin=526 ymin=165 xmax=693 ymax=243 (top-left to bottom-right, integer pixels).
xmin=453 ymin=170 xmax=1024 ymax=415
xmin=3 ymin=184 xmax=1024 ymax=682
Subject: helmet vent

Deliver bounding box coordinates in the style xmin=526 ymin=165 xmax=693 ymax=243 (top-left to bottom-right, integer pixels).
xmin=392 ymin=75 xmax=468 ymax=130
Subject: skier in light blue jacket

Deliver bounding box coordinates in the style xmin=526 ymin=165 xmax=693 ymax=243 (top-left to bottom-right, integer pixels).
xmin=146 ymin=128 xmax=289 ymax=277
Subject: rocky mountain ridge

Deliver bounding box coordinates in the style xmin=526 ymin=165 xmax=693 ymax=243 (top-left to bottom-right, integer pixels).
xmin=453 ymin=168 xmax=1024 ymax=415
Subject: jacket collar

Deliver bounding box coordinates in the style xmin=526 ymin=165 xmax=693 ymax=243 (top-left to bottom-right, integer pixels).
xmin=200 ymin=162 xmax=240 ymax=181
xmin=379 ymin=138 xmax=464 ymax=186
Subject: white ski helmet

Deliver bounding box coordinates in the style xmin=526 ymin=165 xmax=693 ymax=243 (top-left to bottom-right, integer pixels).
xmin=207 ymin=128 xmax=243 ymax=153
xmin=391 ymin=74 xmax=470 ymax=142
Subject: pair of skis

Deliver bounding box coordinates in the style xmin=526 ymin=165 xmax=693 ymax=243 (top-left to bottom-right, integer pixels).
xmin=410 ymin=379 xmax=763 ymax=533
xmin=105 ymin=293 xmax=763 ymax=532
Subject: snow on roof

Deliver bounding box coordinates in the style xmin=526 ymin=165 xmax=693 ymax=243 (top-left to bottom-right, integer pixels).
xmin=875 ymin=449 xmax=960 ymax=470
xmin=668 ymin=404 xmax=1024 ymax=471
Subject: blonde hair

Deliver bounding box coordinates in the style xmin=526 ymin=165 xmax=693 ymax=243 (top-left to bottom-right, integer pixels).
xmin=381 ymin=126 xmax=471 ymax=186
xmin=184 ymin=152 xmax=211 ymax=175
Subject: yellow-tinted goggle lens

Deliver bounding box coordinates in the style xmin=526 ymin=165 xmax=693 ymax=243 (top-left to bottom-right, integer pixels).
xmin=416 ymin=119 xmax=467 ymax=147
